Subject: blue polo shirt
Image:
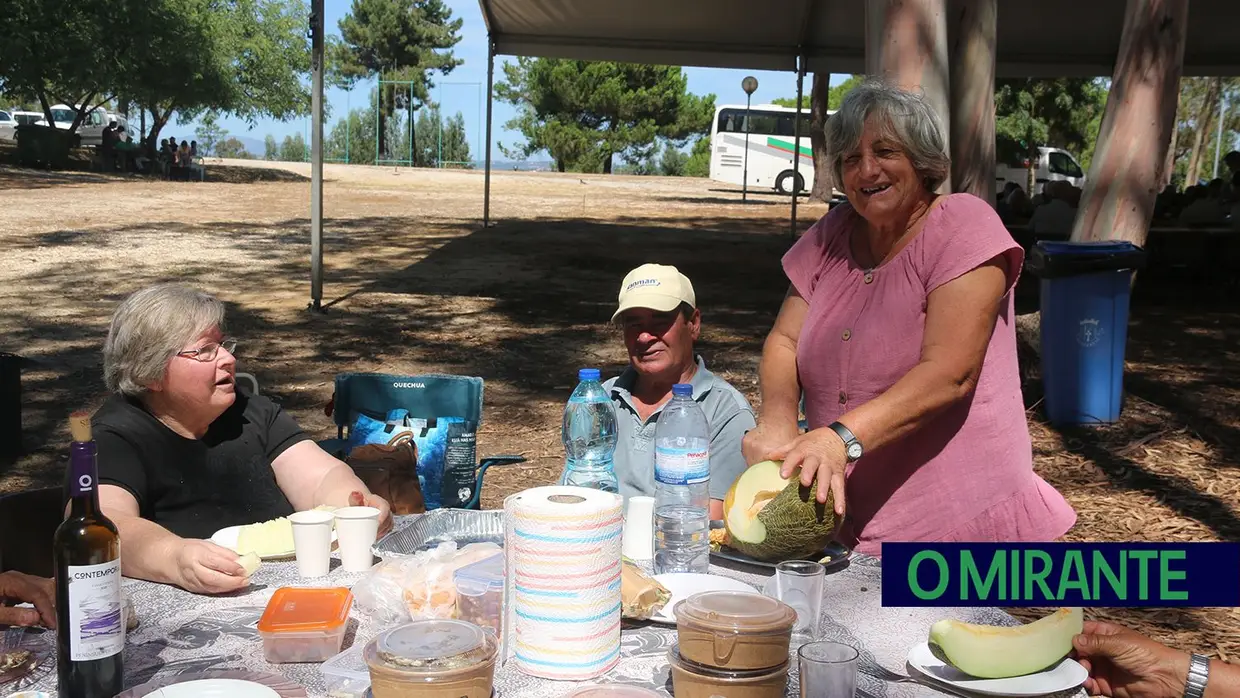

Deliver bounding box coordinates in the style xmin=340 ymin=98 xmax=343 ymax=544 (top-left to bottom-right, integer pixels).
xmin=603 ymin=355 xmax=757 ymax=501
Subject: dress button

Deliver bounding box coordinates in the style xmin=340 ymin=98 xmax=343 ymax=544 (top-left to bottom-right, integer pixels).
xmin=842 ymin=329 xmax=852 ymax=341
xmin=864 ymin=272 xmax=874 ymax=284
xmin=839 ymin=391 xmax=847 ymax=405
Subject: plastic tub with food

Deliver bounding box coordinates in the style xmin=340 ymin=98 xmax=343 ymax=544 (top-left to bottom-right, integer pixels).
xmin=667 ymin=646 xmax=789 ymax=698
xmin=365 ymin=619 xmax=498 ymax=698
xmin=453 ymin=550 xmax=504 ymax=636
xmin=673 ymin=590 xmax=796 ymax=671
xmin=257 ymin=586 xmax=354 ymax=663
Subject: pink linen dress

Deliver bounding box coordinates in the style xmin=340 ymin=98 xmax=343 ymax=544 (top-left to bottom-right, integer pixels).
xmin=782 ymin=193 xmax=1076 ymax=556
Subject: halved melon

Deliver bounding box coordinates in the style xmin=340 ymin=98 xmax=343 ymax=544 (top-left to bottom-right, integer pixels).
xmin=723 ymin=460 xmax=837 ymax=562
xmin=929 ymin=607 xmax=1083 ymax=679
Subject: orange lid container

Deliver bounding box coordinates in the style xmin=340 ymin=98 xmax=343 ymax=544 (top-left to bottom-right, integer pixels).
xmin=258 ymin=586 xmax=354 ymax=634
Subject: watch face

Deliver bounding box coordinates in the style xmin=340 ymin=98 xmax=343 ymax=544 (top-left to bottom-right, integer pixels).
xmin=847 ymin=443 xmax=863 ymax=460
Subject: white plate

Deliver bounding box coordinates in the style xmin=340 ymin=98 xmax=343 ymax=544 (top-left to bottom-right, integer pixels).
xmin=907 ymin=641 xmax=1088 ymax=697
xmin=649 ymin=572 xmax=760 ymax=624
xmin=210 ymin=525 xmax=337 ymax=560
xmin=144 ymin=678 xmax=281 ymax=698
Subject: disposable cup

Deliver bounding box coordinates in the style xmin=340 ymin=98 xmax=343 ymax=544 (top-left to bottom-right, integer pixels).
xmin=335 ymin=506 xmax=381 ymax=572
xmin=289 ymin=509 xmax=334 ymax=577
xmin=622 ymin=496 xmax=656 ymax=561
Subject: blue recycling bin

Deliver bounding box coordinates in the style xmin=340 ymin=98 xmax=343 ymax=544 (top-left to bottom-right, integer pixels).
xmin=1026 ymin=240 xmax=1148 ymax=425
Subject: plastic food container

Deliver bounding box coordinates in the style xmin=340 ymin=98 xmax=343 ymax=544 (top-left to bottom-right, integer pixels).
xmin=673 ymin=590 xmax=796 ymax=671
xmin=257 ymin=586 xmax=354 ymax=663
xmin=453 ymin=550 xmax=504 ymax=636
xmin=668 ymin=647 xmax=789 ymax=698
xmin=565 ymin=685 xmax=665 ymax=697
xmin=365 ymin=619 xmax=498 ymax=698
xmin=320 ymin=642 xmax=372 ymax=697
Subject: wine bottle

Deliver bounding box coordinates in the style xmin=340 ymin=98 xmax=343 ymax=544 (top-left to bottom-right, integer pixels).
xmin=54 ymin=411 xmax=124 ymax=697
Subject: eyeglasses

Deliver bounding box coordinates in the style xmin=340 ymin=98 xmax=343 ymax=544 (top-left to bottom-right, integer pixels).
xmin=176 ymin=338 xmax=237 ymax=362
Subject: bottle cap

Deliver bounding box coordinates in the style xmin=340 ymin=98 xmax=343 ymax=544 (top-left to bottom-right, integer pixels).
xmin=672 ymin=383 xmax=693 ymax=397
xmin=578 ymin=368 xmax=601 ymax=382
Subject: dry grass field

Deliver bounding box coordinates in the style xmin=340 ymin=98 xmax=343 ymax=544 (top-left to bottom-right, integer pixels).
xmin=1 ymin=157 xmax=1237 ymax=658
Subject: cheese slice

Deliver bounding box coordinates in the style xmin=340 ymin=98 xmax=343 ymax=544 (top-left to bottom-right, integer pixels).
xmin=235 ymin=517 xmax=294 ymax=557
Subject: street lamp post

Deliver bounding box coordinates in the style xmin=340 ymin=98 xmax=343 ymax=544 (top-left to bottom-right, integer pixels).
xmin=742 ymin=76 xmax=758 ymax=202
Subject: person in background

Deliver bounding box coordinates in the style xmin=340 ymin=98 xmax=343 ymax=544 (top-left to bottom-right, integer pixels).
xmin=79 ymin=284 xmax=392 ymax=596
xmin=177 ymin=139 xmax=191 ymax=167
xmin=601 ymin=263 xmax=757 ymax=520
xmin=0 ymin=570 xmax=55 ymax=627
xmin=1074 ymin=620 xmax=1239 ymax=698
xmin=1179 ymin=179 xmax=1228 ymax=226
xmin=1028 ymin=180 xmax=1079 ymax=236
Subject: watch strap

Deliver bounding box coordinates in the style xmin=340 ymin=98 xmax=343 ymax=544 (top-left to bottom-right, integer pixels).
xmin=827 ymin=421 xmax=861 ymax=461
xmin=1185 ymin=653 xmax=1210 ymax=698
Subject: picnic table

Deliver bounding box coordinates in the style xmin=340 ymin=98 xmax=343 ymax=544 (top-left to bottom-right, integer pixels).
xmin=18 ymin=515 xmax=1085 ymax=698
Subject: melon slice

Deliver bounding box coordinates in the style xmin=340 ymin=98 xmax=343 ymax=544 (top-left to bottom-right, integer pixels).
xmin=929 ymin=607 xmax=1083 ymax=679
xmin=723 ymin=460 xmax=837 ymax=562
xmin=238 ymin=551 xmax=262 ymax=577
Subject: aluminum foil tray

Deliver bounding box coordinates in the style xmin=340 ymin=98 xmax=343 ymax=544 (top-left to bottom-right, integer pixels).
xmin=372 ymin=508 xmax=504 ymax=558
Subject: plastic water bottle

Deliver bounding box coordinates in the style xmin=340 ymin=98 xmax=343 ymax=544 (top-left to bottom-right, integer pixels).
xmin=560 ymin=368 xmax=619 ymax=493
xmin=653 ymin=383 xmax=711 ymax=574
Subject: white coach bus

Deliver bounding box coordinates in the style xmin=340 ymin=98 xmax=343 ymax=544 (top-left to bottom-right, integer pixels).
xmin=709 ymin=103 xmax=835 ymax=195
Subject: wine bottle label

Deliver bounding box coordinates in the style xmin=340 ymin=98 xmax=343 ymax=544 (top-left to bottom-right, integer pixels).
xmin=66 ymin=559 xmax=124 ymax=661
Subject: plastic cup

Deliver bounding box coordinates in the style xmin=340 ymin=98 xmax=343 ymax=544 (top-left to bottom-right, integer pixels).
xmin=621 ymin=496 xmax=656 ymax=561
xmin=798 ymin=641 xmax=858 ymax=698
xmin=289 ymin=509 xmax=335 ymax=577
xmin=334 ymin=506 xmax=380 ymax=572
xmin=775 ymin=560 xmax=825 ymax=642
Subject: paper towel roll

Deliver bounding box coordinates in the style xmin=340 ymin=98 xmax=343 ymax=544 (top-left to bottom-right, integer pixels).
xmin=503 ymin=486 xmax=624 ymax=681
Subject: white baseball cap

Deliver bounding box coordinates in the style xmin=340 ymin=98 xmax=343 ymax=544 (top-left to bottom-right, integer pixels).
xmin=611 ymin=263 xmax=696 ymax=323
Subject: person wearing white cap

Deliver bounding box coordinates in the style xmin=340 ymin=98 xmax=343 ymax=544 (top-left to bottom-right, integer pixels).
xmin=604 ymin=263 xmax=757 ymax=519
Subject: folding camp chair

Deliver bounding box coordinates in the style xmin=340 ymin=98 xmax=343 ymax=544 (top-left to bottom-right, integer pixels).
xmin=319 ymin=372 xmax=525 ymax=510
xmin=0 ymin=486 xmax=61 ymax=577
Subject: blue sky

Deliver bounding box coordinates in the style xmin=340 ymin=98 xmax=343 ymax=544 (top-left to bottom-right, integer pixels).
xmin=183 ymin=0 xmax=849 ymax=160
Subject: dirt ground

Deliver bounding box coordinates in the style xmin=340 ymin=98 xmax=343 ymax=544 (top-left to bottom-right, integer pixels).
xmin=1 ymin=157 xmax=1237 ymax=659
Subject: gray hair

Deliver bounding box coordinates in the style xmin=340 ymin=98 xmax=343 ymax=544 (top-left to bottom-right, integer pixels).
xmin=825 ymin=78 xmax=951 ymax=193
xmin=103 ymin=284 xmax=226 ymax=397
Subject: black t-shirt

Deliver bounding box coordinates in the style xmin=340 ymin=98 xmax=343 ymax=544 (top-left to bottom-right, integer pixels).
xmin=78 ymin=390 xmax=312 ymax=540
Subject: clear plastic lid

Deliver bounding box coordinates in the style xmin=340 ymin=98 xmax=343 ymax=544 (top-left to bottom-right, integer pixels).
xmin=566 ymin=685 xmax=666 ymax=698
xmin=257 ymin=587 xmax=353 ymax=634
xmin=375 ymin=619 xmax=488 ymax=669
xmin=673 ymin=590 xmax=796 ymax=634
xmin=453 ymin=550 xmax=504 ymax=594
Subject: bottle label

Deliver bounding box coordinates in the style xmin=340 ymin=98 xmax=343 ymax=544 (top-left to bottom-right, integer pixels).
xmin=66 ymin=559 xmax=124 ymax=661
xmin=655 ymin=446 xmax=710 ymax=485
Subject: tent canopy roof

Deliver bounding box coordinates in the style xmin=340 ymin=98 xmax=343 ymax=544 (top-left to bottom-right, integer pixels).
xmin=480 ymin=0 xmax=1240 ymax=77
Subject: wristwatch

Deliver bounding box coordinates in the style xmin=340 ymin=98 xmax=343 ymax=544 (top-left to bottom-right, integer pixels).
xmin=1184 ymin=653 xmax=1210 ymax=698
xmin=827 ymin=422 xmax=864 ymax=463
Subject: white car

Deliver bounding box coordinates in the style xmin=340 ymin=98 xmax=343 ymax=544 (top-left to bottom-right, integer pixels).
xmin=0 ymin=110 xmax=16 ymax=142
xmin=995 ymin=147 xmax=1086 ymax=196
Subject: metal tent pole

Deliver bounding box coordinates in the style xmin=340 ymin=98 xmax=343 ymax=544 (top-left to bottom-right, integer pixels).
xmin=308 ymin=0 xmax=324 ymax=312
xmin=484 ymin=38 xmax=495 ymax=227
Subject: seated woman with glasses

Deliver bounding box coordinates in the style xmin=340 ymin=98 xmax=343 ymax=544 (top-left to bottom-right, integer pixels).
xmin=75 ymin=284 xmax=393 ymax=595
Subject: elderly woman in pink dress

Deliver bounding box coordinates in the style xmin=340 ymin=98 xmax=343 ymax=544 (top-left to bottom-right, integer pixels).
xmin=742 ymin=79 xmax=1076 ymax=556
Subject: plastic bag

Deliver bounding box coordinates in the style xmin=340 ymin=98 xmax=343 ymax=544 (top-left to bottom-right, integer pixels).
xmin=351 ymin=541 xmax=502 ymax=626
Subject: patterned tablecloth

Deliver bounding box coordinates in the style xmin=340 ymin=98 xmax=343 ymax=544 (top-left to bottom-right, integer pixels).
xmin=17 ymin=517 xmax=1087 ymax=698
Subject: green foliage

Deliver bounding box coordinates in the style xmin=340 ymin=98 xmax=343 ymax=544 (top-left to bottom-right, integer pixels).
xmin=658 ymin=143 xmax=689 ymax=177
xmin=994 ymin=78 xmax=1108 ymax=170
xmin=773 ymin=74 xmax=864 ymax=111
xmin=214 ymin=136 xmax=252 ymax=159
xmin=1171 ymin=77 xmax=1240 ymax=186
xmin=415 ymin=106 xmax=470 ymax=166
xmin=194 ymin=111 xmax=227 ymax=157
xmin=279 ymin=132 xmax=307 ymax=162
xmin=684 ymin=136 xmax=711 ymax=178
xmin=264 ymin=134 xmax=279 ymax=160
xmin=330 ymin=0 xmax=461 ymax=105
xmin=496 ymin=58 xmax=715 ymax=173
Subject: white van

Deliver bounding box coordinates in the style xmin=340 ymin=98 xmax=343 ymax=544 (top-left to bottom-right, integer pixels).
xmin=41 ymin=104 xmax=130 ymax=147
xmin=995 ymin=146 xmax=1086 ymax=196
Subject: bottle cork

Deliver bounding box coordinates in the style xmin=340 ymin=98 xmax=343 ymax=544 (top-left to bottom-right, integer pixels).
xmin=69 ymin=411 xmax=92 ymax=443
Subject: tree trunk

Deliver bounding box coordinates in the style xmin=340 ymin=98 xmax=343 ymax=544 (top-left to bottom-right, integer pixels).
xmin=1185 ymin=77 xmax=1221 ymax=186
xmin=603 ymin=152 xmax=613 ymax=174
xmin=865 ymin=0 xmax=952 ymax=194
xmin=948 ymin=0 xmax=996 ymax=203
xmin=1071 ymin=0 xmax=1187 ymax=246
xmin=1163 ymin=92 xmax=1180 ymax=188
xmin=809 ymin=72 xmax=834 ymax=202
